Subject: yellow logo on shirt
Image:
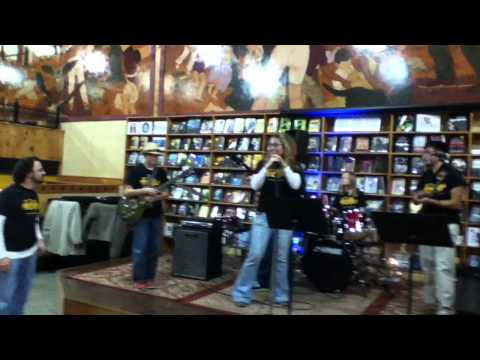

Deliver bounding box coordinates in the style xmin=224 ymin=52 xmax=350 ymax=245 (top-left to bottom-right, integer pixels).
xmin=267 ymin=169 xmax=284 ymax=178
xmin=423 ymin=183 xmax=447 ymax=194
xmin=340 ymin=196 xmax=359 ymax=206
xmin=22 ymin=199 xmax=39 ymax=212
xmin=140 ymin=177 xmax=160 ymax=187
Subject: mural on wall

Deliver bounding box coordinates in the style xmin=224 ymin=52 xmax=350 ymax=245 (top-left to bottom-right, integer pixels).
xmin=163 ymin=45 xmax=480 ymax=114
xmin=0 ymin=45 xmax=155 ymax=119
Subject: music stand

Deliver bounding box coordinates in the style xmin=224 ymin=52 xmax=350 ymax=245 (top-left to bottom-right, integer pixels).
xmin=371 ymin=212 xmax=453 ymax=315
xmin=266 ymin=197 xmax=326 ymax=315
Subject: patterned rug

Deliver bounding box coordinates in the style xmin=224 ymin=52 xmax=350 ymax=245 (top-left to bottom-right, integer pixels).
xmin=70 ymin=255 xmax=430 ymax=315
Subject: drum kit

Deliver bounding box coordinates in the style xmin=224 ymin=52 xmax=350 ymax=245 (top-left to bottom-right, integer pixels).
xmin=302 ymin=206 xmax=402 ymax=294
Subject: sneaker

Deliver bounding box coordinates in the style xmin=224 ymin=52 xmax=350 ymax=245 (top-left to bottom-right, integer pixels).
xmin=233 ymin=300 xmax=250 ymax=308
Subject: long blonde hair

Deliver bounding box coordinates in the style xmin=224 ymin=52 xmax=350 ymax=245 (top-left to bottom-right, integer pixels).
xmin=268 ymin=134 xmax=298 ymax=168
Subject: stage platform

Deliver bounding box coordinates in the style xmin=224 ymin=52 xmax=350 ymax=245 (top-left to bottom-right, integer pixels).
xmin=57 ymin=255 xmax=428 ymax=315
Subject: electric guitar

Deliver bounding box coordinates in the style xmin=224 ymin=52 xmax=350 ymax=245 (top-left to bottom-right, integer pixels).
xmin=117 ymin=165 xmax=200 ymax=224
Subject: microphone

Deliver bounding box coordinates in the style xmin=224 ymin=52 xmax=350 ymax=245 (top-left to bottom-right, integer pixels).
xmin=229 ymin=155 xmax=252 ymax=171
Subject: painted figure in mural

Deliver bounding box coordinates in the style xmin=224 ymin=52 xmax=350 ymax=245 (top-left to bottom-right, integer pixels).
xmin=114 ymin=45 xmax=142 ymax=115
xmin=175 ymin=45 xmax=208 ymax=101
xmin=429 ymin=45 xmax=480 ymax=87
xmin=250 ymin=45 xmax=310 ymax=110
xmin=62 ymin=45 xmax=93 ymax=111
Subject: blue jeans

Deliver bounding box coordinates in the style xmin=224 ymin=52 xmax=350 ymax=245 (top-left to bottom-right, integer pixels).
xmin=132 ymin=217 xmax=163 ymax=283
xmin=0 ymin=252 xmax=38 ymax=315
xmin=232 ymin=213 xmax=293 ymax=305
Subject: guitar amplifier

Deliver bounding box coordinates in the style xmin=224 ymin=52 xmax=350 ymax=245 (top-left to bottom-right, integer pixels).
xmin=172 ymin=220 xmax=223 ymax=281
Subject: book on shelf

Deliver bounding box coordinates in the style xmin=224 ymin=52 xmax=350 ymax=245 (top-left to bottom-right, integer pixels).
xmin=395 ymin=136 xmax=410 ymax=153
xmin=242 ymin=155 xmax=253 ymax=169
xmin=213 ymin=189 xmax=224 ymax=201
xmin=213 ymin=172 xmax=226 ymax=184
xmin=371 ymin=137 xmax=389 ymax=152
xmin=255 ymin=118 xmax=265 ymax=133
xmin=469 ymin=206 xmax=480 ymax=224
xmin=410 ymin=157 xmax=425 ymax=175
xmin=377 ymin=176 xmax=386 ymax=194
xmin=294 ymin=118 xmax=307 ymax=131
xmin=236 ymin=207 xmax=247 ymax=220
xmin=157 ymin=154 xmax=165 ymax=166
xmin=394 ymin=157 xmax=409 ymax=174
xmin=451 ymin=158 xmax=467 ymax=174
xmin=234 ymin=118 xmax=245 ymax=133
xmin=224 ymin=119 xmax=236 ymax=134
xmin=200 ymin=119 xmax=214 ymax=134
xmin=169 ymin=138 xmax=181 ymax=150
xmin=472 ymin=182 xmax=480 ymax=200
xmin=448 ymin=116 xmax=468 ymax=131
xmin=252 ymin=154 xmax=264 ymax=169
xmin=137 ymin=154 xmax=145 ymax=164
xmin=191 ymin=137 xmax=204 ymax=150
xmin=391 ymin=199 xmax=407 ymax=213
xmin=472 ymin=159 xmax=480 ymax=177
xmin=186 ymin=119 xmax=202 ymax=133
xmin=364 ymin=176 xmax=379 ymax=194
xmin=341 ymin=157 xmax=356 ymax=172
xmin=396 ymin=115 xmax=414 ymax=132
xmin=356 ymin=177 xmax=366 ymax=193
xmin=267 ymin=117 xmax=279 ymax=133
xmin=307 ymin=156 xmax=321 ymax=171
xmin=244 ymin=118 xmax=257 ymax=134
xmin=416 ymin=114 xmax=441 ymax=132
xmin=360 ymin=159 xmax=374 ymax=173
xmin=127 ymin=122 xmax=141 ymax=135
xmin=249 ymin=137 xmax=262 ymax=152
xmin=467 ymin=227 xmax=480 ymax=247
xmin=366 ymin=199 xmax=385 ymax=212
xmin=224 ymin=207 xmax=237 ymax=217
xmin=167 ymin=153 xmax=178 ymax=166
xmin=152 ymin=137 xmax=166 ymax=151
xmin=200 ymin=189 xmax=210 ymax=202
xmin=247 ymin=210 xmax=257 ymax=222
xmin=391 ymin=178 xmax=406 ymax=195
xmin=184 ymin=173 xmax=200 ymax=185
xmin=223 ymin=190 xmax=234 ymax=203
xmin=308 ymin=137 xmax=321 ymax=152
xmin=128 ymin=152 xmax=139 ymax=165
xmin=279 ymin=118 xmax=292 ymax=133
xmin=180 ymin=138 xmax=192 ymax=151
xmin=232 ymin=191 xmax=250 ymax=204
xmin=305 ymin=175 xmax=321 ymax=192
xmin=214 ymin=119 xmax=226 ymax=133
xmin=138 ymin=121 xmax=153 ymax=135
xmin=227 ymin=138 xmax=238 ymax=150
xmin=355 ymin=137 xmax=370 ymax=151
xmin=339 ymin=136 xmax=353 ymax=152
xmin=449 ymin=136 xmax=466 ymax=153
xmin=325 ymin=136 xmax=338 ymax=152
xmin=129 ymin=136 xmax=139 ymax=150
xmin=171 ymin=187 xmax=183 ymax=199
xmin=429 ymin=134 xmax=446 ymax=143
xmin=229 ymin=173 xmax=247 ymax=186
xmin=195 ymin=155 xmax=210 ymax=168
xmin=198 ymin=205 xmax=210 ymax=218
xmin=200 ymin=172 xmax=211 ymax=184
xmin=210 ymin=206 xmax=221 ymax=218
xmin=409 ymin=179 xmax=419 ymax=194
xmin=237 ymin=137 xmax=251 ymax=151
xmin=334 ymin=118 xmax=381 ymax=132
xmin=326 ymin=176 xmax=341 ymax=192
xmin=308 ymin=118 xmax=321 ymax=133
xmin=412 ymin=135 xmax=427 ymax=152
xmin=213 ymin=136 xmax=225 ymax=150
xmin=202 ymin=138 xmax=212 ymax=150
xmin=177 ymin=153 xmax=188 ymax=165
xmin=373 ymin=159 xmax=388 ymax=173
xmin=139 ymin=136 xmax=149 ymax=150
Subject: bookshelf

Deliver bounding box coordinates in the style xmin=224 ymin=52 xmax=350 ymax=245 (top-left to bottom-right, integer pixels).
xmin=125 ymin=109 xmax=480 ymax=262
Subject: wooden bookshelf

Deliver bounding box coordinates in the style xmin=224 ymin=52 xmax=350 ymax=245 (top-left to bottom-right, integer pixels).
xmin=125 ymin=109 xmax=480 ymax=261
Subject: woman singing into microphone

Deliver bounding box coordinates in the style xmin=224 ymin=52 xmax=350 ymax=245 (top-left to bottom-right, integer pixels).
xmin=232 ymin=134 xmax=304 ymax=307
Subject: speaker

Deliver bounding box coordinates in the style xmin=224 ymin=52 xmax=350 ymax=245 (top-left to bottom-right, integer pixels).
xmin=172 ymin=222 xmax=222 ymax=281
xmin=286 ymin=130 xmax=309 ymax=164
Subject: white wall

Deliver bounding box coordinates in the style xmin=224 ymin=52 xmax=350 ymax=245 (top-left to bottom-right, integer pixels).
xmin=61 ymin=121 xmax=127 ymax=179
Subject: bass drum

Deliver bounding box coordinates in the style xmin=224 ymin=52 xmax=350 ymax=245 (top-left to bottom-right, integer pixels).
xmin=302 ymin=239 xmax=354 ymax=293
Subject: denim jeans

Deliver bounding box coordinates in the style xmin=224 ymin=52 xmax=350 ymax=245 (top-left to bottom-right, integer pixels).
xmin=0 ymin=251 xmax=38 ymax=315
xmin=232 ymin=212 xmax=293 ymax=305
xmin=132 ymin=217 xmax=163 ymax=283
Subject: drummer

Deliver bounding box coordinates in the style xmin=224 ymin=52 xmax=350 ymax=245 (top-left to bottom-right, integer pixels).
xmin=332 ymin=172 xmax=366 ymax=213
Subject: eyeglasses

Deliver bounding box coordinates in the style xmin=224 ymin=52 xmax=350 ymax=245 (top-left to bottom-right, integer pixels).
xmin=268 ymin=143 xmax=282 ymax=147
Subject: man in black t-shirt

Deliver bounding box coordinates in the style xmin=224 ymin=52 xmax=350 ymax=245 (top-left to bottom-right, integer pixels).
xmin=0 ymin=157 xmax=47 ymax=315
xmin=124 ymin=143 xmax=168 ymax=290
xmin=413 ymin=141 xmax=467 ymax=315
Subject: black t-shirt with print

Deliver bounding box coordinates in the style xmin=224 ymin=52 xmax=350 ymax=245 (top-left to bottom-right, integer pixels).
xmin=417 ymin=162 xmax=467 ymax=224
xmin=0 ymin=184 xmax=39 ymax=252
xmin=333 ymin=190 xmax=367 ymax=212
xmin=256 ymin=161 xmax=305 ymax=229
xmin=126 ymin=164 xmax=168 ymax=218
